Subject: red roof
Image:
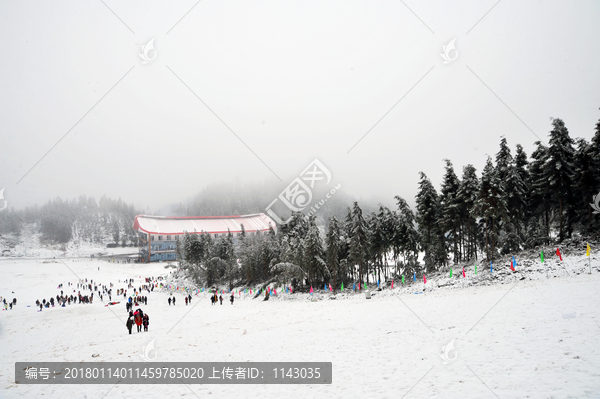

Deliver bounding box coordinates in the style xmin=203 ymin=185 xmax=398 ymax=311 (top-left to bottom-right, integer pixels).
xmin=133 ymin=213 xmax=276 ymax=235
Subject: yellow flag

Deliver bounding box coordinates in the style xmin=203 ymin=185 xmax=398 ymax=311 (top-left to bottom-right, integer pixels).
xmin=586 ymin=243 xmax=591 ymax=257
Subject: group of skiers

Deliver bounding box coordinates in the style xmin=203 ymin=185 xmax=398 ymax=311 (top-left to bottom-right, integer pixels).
xmin=126 ymin=308 xmax=149 ymax=334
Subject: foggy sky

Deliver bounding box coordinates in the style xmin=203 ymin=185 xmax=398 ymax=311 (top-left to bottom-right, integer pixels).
xmin=1 ymin=0 xmax=599 ymax=213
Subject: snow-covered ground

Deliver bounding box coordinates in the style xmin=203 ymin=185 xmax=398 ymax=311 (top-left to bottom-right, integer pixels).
xmin=1 ymin=256 xmax=599 ymax=398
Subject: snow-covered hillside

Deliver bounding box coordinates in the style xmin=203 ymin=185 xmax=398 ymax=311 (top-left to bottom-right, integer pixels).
xmin=1 ymin=250 xmax=599 ymax=398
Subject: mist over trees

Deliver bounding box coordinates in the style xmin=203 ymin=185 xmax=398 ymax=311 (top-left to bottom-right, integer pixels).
xmin=0 ymin=195 xmax=138 ymax=245
xmin=167 ymin=178 xmax=369 ymax=229
xmin=178 ymin=116 xmax=600 ymax=289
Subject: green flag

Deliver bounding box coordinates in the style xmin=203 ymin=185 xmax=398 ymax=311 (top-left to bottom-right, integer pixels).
xmin=402 ymin=275 xmax=405 ymax=284
xmin=475 ymin=264 xmax=477 ymax=275
xmin=540 ymin=250 xmax=544 ymax=263
xmin=341 ymin=282 xmax=344 ymax=291
xmin=449 ymin=268 xmax=453 ymax=278
xmin=363 ymin=282 xmax=366 ymax=290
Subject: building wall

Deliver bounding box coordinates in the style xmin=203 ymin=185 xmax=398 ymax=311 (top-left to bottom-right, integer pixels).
xmin=137 ymin=230 xmax=269 ymax=263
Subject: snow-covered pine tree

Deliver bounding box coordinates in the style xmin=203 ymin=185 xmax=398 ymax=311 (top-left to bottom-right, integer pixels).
xmin=439 ymin=159 xmax=461 ymax=263
xmin=545 ymin=118 xmax=576 ymax=242
xmin=348 ymin=202 xmax=369 ymax=285
xmin=303 ymin=215 xmax=327 ymax=285
xmin=325 ymin=216 xmax=344 ymax=291
xmin=573 ymin=138 xmax=598 ymax=235
xmin=415 ymin=172 xmax=444 ymax=270
xmin=456 ymin=164 xmax=479 ymax=261
xmin=475 ymin=157 xmax=506 ymax=262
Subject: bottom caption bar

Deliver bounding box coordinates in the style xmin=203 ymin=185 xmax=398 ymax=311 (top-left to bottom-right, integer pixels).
xmin=15 ymin=362 xmax=332 ymax=384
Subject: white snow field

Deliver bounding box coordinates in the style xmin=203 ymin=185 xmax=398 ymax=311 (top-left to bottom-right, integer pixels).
xmin=1 ymin=257 xmax=599 ymax=399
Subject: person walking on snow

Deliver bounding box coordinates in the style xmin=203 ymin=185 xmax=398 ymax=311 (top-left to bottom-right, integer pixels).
xmin=168 ymin=297 xmax=171 ymax=306
xmin=134 ymin=310 xmax=143 ymax=332
xmin=219 ymin=295 xmax=223 ymax=305
xmin=230 ymin=293 xmax=234 ymax=305
xmin=126 ymin=311 xmax=134 ymax=334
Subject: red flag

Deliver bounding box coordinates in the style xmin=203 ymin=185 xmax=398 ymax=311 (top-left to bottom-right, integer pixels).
xmin=556 ymin=247 xmax=562 ymax=261
xmin=510 ymin=263 xmax=515 ymax=272
xmin=391 ymin=280 xmax=394 ymax=289
xmin=462 ymin=267 xmax=465 ymax=278
xmin=309 ymin=286 xmax=313 ymax=294
xmin=423 ymin=275 xmax=427 ymax=284
xmin=329 ymin=283 xmax=333 ymax=291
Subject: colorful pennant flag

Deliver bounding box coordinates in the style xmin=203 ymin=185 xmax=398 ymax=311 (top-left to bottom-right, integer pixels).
xmin=391 ymin=280 xmax=394 ymax=289
xmin=449 ymin=268 xmax=453 ymax=278
xmin=587 ymin=243 xmax=591 ymax=257
xmin=413 ymin=272 xmax=416 ymax=281
xmin=402 ymin=275 xmax=405 ymax=284
xmin=423 ymin=275 xmax=427 ymax=284
xmin=512 ymin=256 xmax=517 ymax=268
xmin=556 ymin=248 xmax=562 ymax=261
xmin=490 ymin=261 xmax=493 ymax=273
xmin=310 ymin=286 xmax=313 ymax=295
xmin=341 ymin=282 xmax=344 ymax=291
xmin=540 ymin=250 xmax=544 ymax=263
xmin=329 ymin=283 xmax=333 ymax=291
xmin=475 ymin=264 xmax=477 ymax=274
xmin=462 ymin=267 xmax=465 ymax=278
xmin=353 ymin=282 xmax=356 ymax=291
xmin=324 ymin=283 xmax=327 ymax=291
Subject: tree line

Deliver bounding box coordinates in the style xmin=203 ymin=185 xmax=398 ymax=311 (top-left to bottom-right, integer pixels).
xmin=179 ymin=115 xmax=600 ymax=289
xmin=0 ymin=195 xmax=139 ymax=245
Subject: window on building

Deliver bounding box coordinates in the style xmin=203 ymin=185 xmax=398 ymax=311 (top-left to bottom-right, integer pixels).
xmin=158 ymin=235 xmax=162 ymax=241
xmin=167 ymin=235 xmax=171 ymax=241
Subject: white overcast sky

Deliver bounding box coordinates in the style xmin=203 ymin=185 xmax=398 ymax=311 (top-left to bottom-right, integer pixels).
xmin=1 ymin=0 xmax=599 ymax=212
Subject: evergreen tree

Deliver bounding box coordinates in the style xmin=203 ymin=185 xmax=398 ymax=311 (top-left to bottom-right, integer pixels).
xmin=348 ymin=202 xmax=369 ymax=284
xmin=475 ymin=157 xmax=506 ymax=261
xmin=456 ymin=164 xmax=479 ymax=261
xmin=439 ymin=160 xmax=461 ymax=263
xmin=303 ymin=215 xmax=327 ymax=284
xmin=573 ymin=138 xmax=598 ymax=234
xmin=415 ymin=172 xmax=444 ymax=270
xmin=545 ymin=118 xmax=576 ymax=241
xmin=527 ymin=141 xmax=551 ymax=246
xmin=325 ymin=216 xmax=344 ymax=291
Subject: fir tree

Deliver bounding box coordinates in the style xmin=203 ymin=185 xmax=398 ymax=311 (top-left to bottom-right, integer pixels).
xmin=545 ymin=118 xmax=576 ymax=241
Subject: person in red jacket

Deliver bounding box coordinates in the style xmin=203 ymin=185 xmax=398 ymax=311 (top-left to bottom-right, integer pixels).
xmin=134 ymin=310 xmax=143 ymax=332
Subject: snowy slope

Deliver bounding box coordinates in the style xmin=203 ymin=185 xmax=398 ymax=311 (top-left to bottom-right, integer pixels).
xmin=1 ymin=255 xmax=599 ymax=398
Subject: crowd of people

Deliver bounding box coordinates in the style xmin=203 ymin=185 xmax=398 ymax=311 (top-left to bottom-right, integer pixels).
xmin=5 ymin=272 xmax=246 ymax=338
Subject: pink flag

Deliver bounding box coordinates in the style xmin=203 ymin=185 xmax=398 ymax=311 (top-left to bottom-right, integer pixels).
xmin=290 ymin=286 xmax=293 ymax=293
xmin=329 ymin=283 xmax=333 ymax=291
xmin=423 ymin=275 xmax=427 ymax=284
xmin=462 ymin=267 xmax=465 ymax=278
xmin=274 ymin=289 xmax=277 ymax=295
xmin=310 ymin=286 xmax=313 ymax=294
xmin=391 ymin=280 xmax=394 ymax=289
